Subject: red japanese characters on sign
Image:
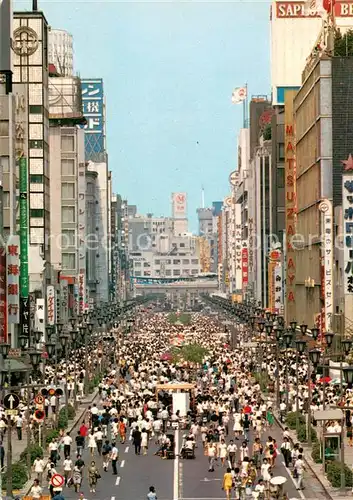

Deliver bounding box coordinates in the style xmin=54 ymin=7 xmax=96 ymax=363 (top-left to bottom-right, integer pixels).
xmin=6 ymin=236 xmax=20 ymax=324
xmin=78 ymin=274 xmax=85 ymax=315
xmin=242 ymin=247 xmax=248 ymax=288
xmin=0 ymin=246 xmax=7 ymax=343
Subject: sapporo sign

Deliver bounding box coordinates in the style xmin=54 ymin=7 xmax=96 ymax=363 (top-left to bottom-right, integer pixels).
xmin=276 ymin=1 xmax=353 ymax=17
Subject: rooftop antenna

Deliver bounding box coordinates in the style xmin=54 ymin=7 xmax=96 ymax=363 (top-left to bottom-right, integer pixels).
xmin=33 ymin=0 xmax=38 ymax=10
xmin=201 ymin=186 xmax=205 ymax=209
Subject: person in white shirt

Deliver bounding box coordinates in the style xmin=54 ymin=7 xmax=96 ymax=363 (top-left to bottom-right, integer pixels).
xmin=63 ymin=457 xmax=73 ymax=485
xmin=94 ymin=428 xmax=104 ymax=455
xmin=62 ymin=432 xmax=72 ymax=458
xmin=294 ymin=454 xmax=305 ymax=490
xmin=227 ymin=440 xmax=237 ymax=468
xmin=30 ymin=479 xmax=42 ymax=499
xmin=33 ymin=457 xmax=45 ymax=484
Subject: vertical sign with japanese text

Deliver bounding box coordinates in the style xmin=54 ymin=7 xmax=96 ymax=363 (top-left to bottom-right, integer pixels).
xmin=319 ymin=199 xmax=333 ymax=333
xmin=19 ymin=157 xmax=29 ymax=298
xmin=14 ymin=85 xmax=27 ymax=160
xmin=274 ymin=260 xmax=284 ymax=314
xmin=20 ymin=297 xmax=30 ymax=338
xmin=6 ymin=235 xmax=20 ymax=324
xmin=81 ymin=79 xmax=104 ymax=159
xmin=78 ymin=162 xmax=86 ymax=313
xmin=242 ymin=246 xmax=248 ymax=290
xmin=47 ymin=285 xmax=55 ymax=326
xmin=343 ymin=168 xmax=353 ymax=294
xmin=284 ymin=91 xmax=297 ymax=322
xmin=60 ymin=280 xmax=69 ymax=325
xmin=235 ymin=204 xmax=242 ymax=292
xmin=0 ymin=245 xmax=7 ymax=342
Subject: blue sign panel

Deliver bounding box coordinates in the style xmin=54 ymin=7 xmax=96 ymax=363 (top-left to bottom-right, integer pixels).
xmin=81 ymin=79 xmax=104 ymax=158
xmin=276 ymin=86 xmax=300 ymax=105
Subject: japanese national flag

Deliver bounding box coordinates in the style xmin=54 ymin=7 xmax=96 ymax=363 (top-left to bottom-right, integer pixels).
xmin=231 ymin=87 xmax=247 ymax=104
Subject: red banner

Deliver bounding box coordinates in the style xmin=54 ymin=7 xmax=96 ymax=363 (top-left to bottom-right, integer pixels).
xmin=0 ymin=246 xmax=7 ymax=343
xmin=242 ymin=248 xmax=249 ymax=288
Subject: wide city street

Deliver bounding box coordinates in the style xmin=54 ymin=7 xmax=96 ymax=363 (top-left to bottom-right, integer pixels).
xmin=26 ymin=306 xmax=332 ymax=500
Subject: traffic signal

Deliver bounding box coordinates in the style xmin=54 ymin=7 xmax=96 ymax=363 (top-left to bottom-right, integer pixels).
xmin=41 ymin=387 xmax=64 ymax=397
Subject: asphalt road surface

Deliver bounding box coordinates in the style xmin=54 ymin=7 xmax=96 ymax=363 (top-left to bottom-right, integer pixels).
xmin=54 ymin=418 xmax=329 ymax=500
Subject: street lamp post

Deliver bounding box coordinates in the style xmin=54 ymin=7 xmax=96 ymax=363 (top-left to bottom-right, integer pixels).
xmin=59 ymin=333 xmax=69 ymax=418
xmin=70 ymin=329 xmax=79 ymax=410
xmin=283 ymin=331 xmax=293 ymax=412
xmin=308 ymin=348 xmax=321 ymax=447
xmin=295 ymin=339 xmax=307 ymax=434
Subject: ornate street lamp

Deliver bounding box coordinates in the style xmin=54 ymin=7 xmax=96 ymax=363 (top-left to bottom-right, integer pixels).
xmin=46 ymin=325 xmax=54 ymax=341
xmin=45 ymin=342 xmax=56 ymax=357
xmin=341 ymin=338 xmax=352 ymax=356
xmin=265 ymin=311 xmax=271 ymax=322
xmin=71 ymin=329 xmax=78 ymax=344
xmin=311 ymin=327 xmax=319 ymax=341
xmin=0 ymin=343 xmax=11 ymax=359
xmin=70 ymin=317 xmax=76 ymax=330
xmin=33 ymin=329 xmax=42 ymax=344
xmin=277 ymin=315 xmax=284 ymax=328
xmin=59 ymin=334 xmax=69 ymax=348
xmin=275 ymin=327 xmax=283 ymax=342
xmin=97 ymin=317 xmax=104 ymax=327
xmin=56 ymin=322 xmax=63 ymax=335
xmin=290 ymin=320 xmax=297 ymax=333
xmin=284 ymin=332 xmax=293 ymax=348
xmin=296 ymin=339 xmax=307 ymax=353
xmin=19 ymin=335 xmax=28 ymax=350
xmin=265 ymin=321 xmax=273 ymax=335
xmin=271 ymin=312 xmax=277 ymax=322
xmin=28 ymin=349 xmax=42 ymax=368
xmin=87 ymin=322 xmax=93 ymax=334
xmin=309 ymin=348 xmax=321 ymax=366
xmin=324 ymin=332 xmax=334 ymax=348
xmin=300 ymin=323 xmax=308 ymax=335
xmin=343 ymin=366 xmax=353 ymax=386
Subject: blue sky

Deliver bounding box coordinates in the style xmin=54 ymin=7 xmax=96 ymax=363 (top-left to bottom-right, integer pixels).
xmin=17 ymin=0 xmax=270 ymax=231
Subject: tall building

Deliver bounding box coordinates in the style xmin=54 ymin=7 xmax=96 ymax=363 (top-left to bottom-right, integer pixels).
xmin=171 ymin=192 xmax=188 ymax=235
xmin=197 ymin=208 xmax=213 ymax=236
xmin=81 ymin=78 xmax=105 ymax=162
xmin=48 ymin=28 xmax=74 ymax=77
xmin=12 ymin=10 xmax=51 ymax=304
xmin=270 ymin=1 xmax=353 ymax=105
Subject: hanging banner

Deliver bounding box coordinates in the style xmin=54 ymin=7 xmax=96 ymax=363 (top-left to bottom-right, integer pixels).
xmin=319 ymin=199 xmax=333 ymax=333
xmin=235 ymin=204 xmax=242 ymax=291
xmin=60 ymin=280 xmax=68 ymax=325
xmin=78 ymin=162 xmax=86 ymax=313
xmin=20 ymin=297 xmax=30 ymax=338
xmin=78 ymin=274 xmax=85 ymax=315
xmin=284 ymin=90 xmax=297 ymax=322
xmin=35 ymin=298 xmax=45 ymax=340
xmin=19 ymin=157 xmax=29 ymax=298
xmin=0 ymin=245 xmax=7 ymax=342
xmin=6 ymin=235 xmax=20 ymax=324
xmin=242 ymin=246 xmax=248 ymax=289
xmin=73 ymin=284 xmax=79 ymax=316
xmin=47 ymin=285 xmax=55 ymax=326
xmin=274 ymin=261 xmax=284 ymax=314
xmin=343 ymin=167 xmax=353 ymax=294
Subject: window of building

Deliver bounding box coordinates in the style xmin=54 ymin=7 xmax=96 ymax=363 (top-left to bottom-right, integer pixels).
xmin=182 ymin=259 xmax=189 ymax=265
xmin=174 ymin=269 xmax=181 ymax=276
xmin=165 ymin=259 xmax=171 ymax=265
xmin=134 ymin=262 xmax=141 ymax=267
xmin=61 ymin=135 xmax=75 ymax=152
xmin=278 ymin=143 xmax=285 ymax=160
xmin=29 ymin=139 xmax=43 ymax=149
xmin=30 ymin=174 xmax=43 ymax=184
xmin=87 ymin=182 xmax=95 ymax=195
xmin=134 ymin=271 xmax=142 ymax=277
xmin=155 ymin=270 xmax=160 ymax=276
xmin=61 ymin=159 xmax=75 ymax=176
xmin=29 ymin=105 xmax=43 ymax=114
xmin=179 ymin=242 xmax=185 ymax=247
xmin=62 ymin=206 xmax=75 ymax=223
xmin=173 ymin=259 xmax=181 ymax=265
xmin=165 ymin=270 xmax=172 ymax=276
xmin=143 ymin=271 xmax=150 ymax=276
xmin=30 ymin=208 xmax=44 ymax=218
xmin=155 ymin=259 xmax=160 ymax=264
xmin=143 ymin=262 xmax=150 ymax=267
xmin=191 ymin=259 xmax=198 ymax=265
xmin=61 ymin=182 xmax=75 ymax=199
xmin=277 ymin=168 xmax=285 ymax=188
xmin=0 ymin=121 xmax=9 ymax=137
xmin=62 ymin=253 xmax=76 ymax=270
xmin=191 ymin=269 xmax=198 ymax=275
xmin=2 ymin=192 xmax=10 ymax=208
xmin=61 ymin=230 xmax=76 ymax=248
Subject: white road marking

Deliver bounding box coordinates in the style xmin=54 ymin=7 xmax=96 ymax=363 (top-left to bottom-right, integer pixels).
xmin=111 ymin=497 xmax=115 ymax=500
xmin=120 ymin=459 xmax=125 ymax=467
xmin=173 ymin=429 xmax=180 ymax=500
xmin=281 ymin=461 xmax=305 ymax=500
xmin=124 ymin=446 xmax=129 ymax=453
xmin=115 ymin=476 xmax=121 ymax=486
